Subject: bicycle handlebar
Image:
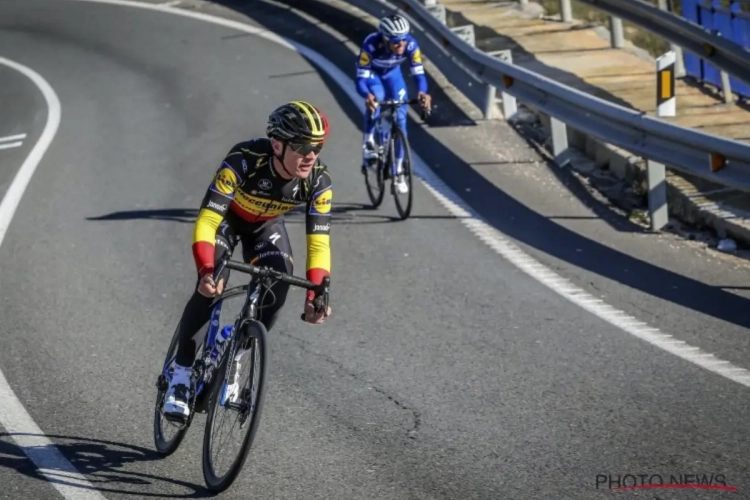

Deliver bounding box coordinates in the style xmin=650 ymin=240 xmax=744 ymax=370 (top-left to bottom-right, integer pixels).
xmin=368 ymin=97 xmax=432 ymax=120
xmin=212 ymin=258 xmax=330 ymax=321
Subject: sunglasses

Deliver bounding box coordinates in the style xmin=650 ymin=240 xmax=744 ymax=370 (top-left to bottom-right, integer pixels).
xmin=288 ymin=142 xmax=323 ymax=155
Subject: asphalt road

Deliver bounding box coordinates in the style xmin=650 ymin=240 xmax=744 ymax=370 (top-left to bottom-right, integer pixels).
xmin=0 ymin=0 xmax=749 ymax=499
xmin=0 ymin=62 xmax=44 ymax=200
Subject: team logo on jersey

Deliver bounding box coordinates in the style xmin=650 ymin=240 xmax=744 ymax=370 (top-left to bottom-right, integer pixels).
xmin=213 ymin=167 xmax=237 ymax=196
xmin=258 ymin=179 xmax=272 ymax=191
xmin=412 ymin=48 xmax=423 ymax=64
xmin=309 ymin=187 xmax=332 ymax=215
xmin=358 ymin=51 xmax=371 ymax=66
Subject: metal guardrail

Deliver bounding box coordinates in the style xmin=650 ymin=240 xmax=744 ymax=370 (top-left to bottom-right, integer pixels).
xmin=341 ymin=0 xmax=750 ymax=230
xmin=575 ymin=0 xmax=750 ymax=89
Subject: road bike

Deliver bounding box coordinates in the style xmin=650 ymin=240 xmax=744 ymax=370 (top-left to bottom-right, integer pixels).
xmin=363 ymin=97 xmax=430 ymax=220
xmin=153 ymin=239 xmax=330 ymax=492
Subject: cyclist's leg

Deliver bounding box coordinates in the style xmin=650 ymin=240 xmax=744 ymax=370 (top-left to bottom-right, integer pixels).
xmin=362 ymin=74 xmax=385 ymax=170
xmin=383 ymin=70 xmax=409 ymax=192
xmin=164 ymin=220 xmax=236 ymax=418
xmin=240 ymin=219 xmax=294 ymax=332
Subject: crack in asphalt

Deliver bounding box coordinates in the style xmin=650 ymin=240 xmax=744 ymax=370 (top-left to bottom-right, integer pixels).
xmin=277 ymin=330 xmax=422 ymax=439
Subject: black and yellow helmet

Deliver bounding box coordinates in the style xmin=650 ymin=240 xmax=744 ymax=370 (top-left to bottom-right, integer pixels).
xmin=266 ymin=101 xmax=330 ymax=145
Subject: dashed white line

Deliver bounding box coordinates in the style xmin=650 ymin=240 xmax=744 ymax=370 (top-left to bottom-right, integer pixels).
xmin=0 ymin=141 xmax=23 ymax=150
xmin=0 ymin=56 xmax=108 ymax=500
xmin=0 ymin=133 xmax=27 ymax=142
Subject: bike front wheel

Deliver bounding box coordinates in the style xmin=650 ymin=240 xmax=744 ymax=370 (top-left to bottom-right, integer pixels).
xmin=201 ymin=318 xmax=268 ymax=492
xmin=391 ymin=126 xmax=413 ymax=220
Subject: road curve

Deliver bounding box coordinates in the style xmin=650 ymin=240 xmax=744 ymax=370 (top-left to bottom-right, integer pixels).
xmin=0 ymin=0 xmax=749 ymax=499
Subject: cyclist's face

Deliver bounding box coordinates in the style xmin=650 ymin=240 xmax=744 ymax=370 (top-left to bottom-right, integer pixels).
xmin=272 ymin=138 xmax=321 ymax=179
xmin=387 ymin=38 xmax=406 ymax=55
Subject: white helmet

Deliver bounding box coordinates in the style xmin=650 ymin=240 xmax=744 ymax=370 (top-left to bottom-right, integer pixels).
xmin=379 ymin=14 xmax=410 ymax=42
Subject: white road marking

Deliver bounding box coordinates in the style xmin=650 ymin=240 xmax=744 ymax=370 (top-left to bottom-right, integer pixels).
xmin=0 ymin=56 xmax=108 ymax=499
xmin=0 ymin=133 xmax=27 ymax=142
xmin=0 ymin=141 xmax=23 ymax=150
xmin=68 ymin=0 xmax=750 ymax=390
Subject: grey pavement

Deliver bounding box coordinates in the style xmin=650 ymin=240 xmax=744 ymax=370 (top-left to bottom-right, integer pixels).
xmin=0 ymin=0 xmax=748 ymax=499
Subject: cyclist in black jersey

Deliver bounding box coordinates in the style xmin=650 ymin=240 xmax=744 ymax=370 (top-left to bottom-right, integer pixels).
xmin=163 ymin=101 xmax=333 ymax=420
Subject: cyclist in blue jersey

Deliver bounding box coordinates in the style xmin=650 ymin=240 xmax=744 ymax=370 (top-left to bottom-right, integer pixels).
xmin=355 ymin=14 xmax=432 ymax=194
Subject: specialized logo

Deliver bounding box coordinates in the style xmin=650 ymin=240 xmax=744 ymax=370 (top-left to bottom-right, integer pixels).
xmin=309 ymin=188 xmax=332 ymax=215
xmin=411 ymin=48 xmax=423 ymax=64
xmin=258 ymin=179 xmax=272 ymax=191
xmin=213 ymin=167 xmax=237 ymax=196
xmin=208 ymin=200 xmax=227 ymax=212
xmin=358 ymin=51 xmax=371 ymax=66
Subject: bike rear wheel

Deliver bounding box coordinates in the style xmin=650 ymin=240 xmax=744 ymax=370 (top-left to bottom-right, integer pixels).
xmin=364 ymin=149 xmax=386 ymax=208
xmin=153 ymin=321 xmax=190 ymax=456
xmin=391 ymin=126 xmax=413 ymax=220
xmin=202 ymin=318 xmax=268 ymax=492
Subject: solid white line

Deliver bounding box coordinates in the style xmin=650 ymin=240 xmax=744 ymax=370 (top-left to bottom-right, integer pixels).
xmin=66 ymin=0 xmax=750 ymax=390
xmin=0 ymin=141 xmax=23 ymax=150
xmin=0 ymin=133 xmax=27 ymax=142
xmin=0 ymin=57 xmax=108 ymax=499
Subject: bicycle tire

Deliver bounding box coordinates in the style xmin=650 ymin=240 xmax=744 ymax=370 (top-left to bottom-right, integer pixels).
xmin=153 ymin=320 xmax=190 ymax=456
xmin=201 ymin=318 xmax=268 ymax=492
xmin=391 ymin=126 xmax=413 ymax=220
xmin=364 ymin=147 xmax=386 ymax=208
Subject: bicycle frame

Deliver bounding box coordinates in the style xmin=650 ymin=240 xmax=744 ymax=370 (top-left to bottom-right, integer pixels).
xmin=159 ymin=249 xmax=261 ymax=414
xmin=372 ymin=99 xmax=407 ymax=180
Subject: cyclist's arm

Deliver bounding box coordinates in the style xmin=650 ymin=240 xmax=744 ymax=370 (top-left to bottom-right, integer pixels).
xmin=406 ymin=38 xmax=428 ymax=94
xmin=192 ymin=153 xmax=242 ymax=278
xmin=355 ymin=42 xmax=375 ymax=97
xmin=304 ymin=168 xmax=332 ymax=300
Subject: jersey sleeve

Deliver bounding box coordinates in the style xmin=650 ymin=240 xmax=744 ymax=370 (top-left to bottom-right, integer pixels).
xmin=355 ymin=38 xmax=376 ymax=97
xmin=304 ymin=167 xmax=332 ymax=299
xmin=191 ymin=151 xmax=243 ymax=277
xmin=406 ymin=37 xmax=428 ymax=93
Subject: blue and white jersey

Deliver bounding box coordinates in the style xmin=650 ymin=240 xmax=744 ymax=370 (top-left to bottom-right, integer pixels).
xmin=355 ymin=32 xmax=427 ymax=95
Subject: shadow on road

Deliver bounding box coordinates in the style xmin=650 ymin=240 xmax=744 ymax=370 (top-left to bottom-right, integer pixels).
xmin=86 ymin=203 xmax=466 ymax=226
xmin=0 ymin=433 xmax=213 ymax=497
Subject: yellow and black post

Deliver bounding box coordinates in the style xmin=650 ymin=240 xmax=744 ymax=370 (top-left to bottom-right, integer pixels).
xmin=656 ymin=50 xmax=676 ymax=117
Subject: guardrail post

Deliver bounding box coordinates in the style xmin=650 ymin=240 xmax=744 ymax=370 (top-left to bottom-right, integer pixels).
xmin=449 ymin=25 xmax=475 ymax=47
xmin=720 ymin=71 xmax=733 ymax=104
xmin=656 ymin=50 xmax=676 ymax=117
xmin=647 ymin=159 xmax=668 ymax=230
xmin=550 ymin=116 xmax=571 ymax=167
xmin=559 ymin=0 xmax=572 ymax=22
xmin=609 ymin=17 xmax=624 ymax=48
xmin=488 ymin=49 xmax=517 ymax=121
xmin=657 ymin=0 xmax=685 ymax=77
xmin=424 ymin=2 xmax=447 ymax=25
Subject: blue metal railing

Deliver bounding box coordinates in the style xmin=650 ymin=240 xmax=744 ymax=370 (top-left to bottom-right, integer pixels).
xmin=680 ymin=0 xmax=750 ymax=98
